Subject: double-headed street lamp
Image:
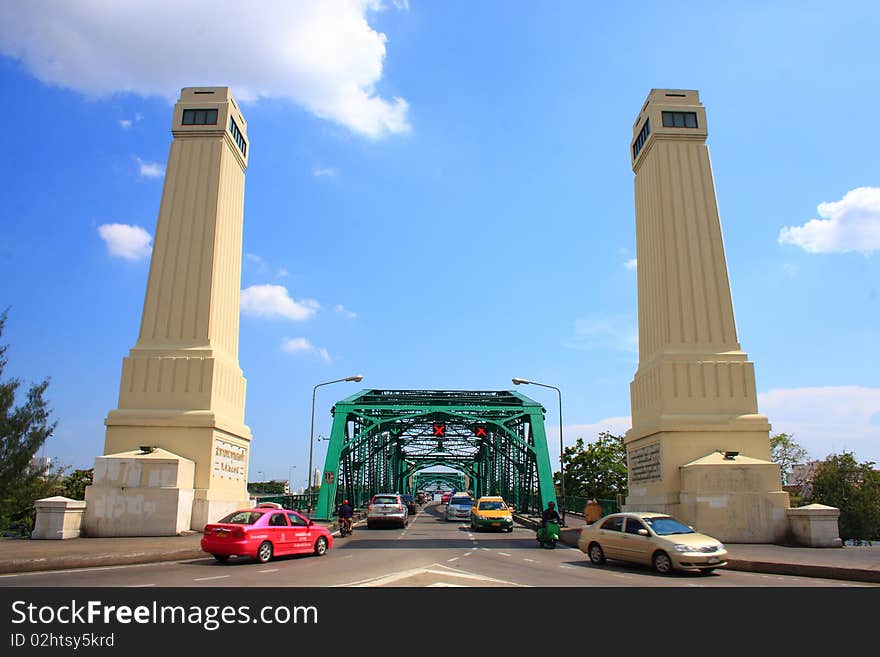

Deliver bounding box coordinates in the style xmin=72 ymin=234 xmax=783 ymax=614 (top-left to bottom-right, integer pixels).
xmin=308 ymin=375 xmax=364 ymax=515
xmin=512 ymin=377 xmax=566 ymax=526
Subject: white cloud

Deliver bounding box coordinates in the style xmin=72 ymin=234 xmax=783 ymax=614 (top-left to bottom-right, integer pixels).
xmin=119 ymin=113 xmax=143 ymax=129
xmin=240 ymin=285 xmax=319 ymax=321
xmin=313 ymin=167 xmax=337 ymax=178
xmin=245 ymin=253 xmax=268 ymax=273
xmin=334 ymin=304 xmax=358 ymax=319
xmin=759 ymin=386 xmax=880 ymax=464
xmin=778 ymin=187 xmax=880 ymax=255
xmin=97 ymin=223 xmax=152 ymax=260
xmin=136 ymin=157 xmax=165 ymax=179
xmin=276 ymin=268 xmax=290 ymax=278
xmin=564 ymin=316 xmax=638 ymax=353
xmin=0 ymin=1 xmax=411 ymax=139
xmin=281 ymin=337 xmax=331 ymax=363
xmin=563 ymin=416 xmax=632 ymax=448
xmin=624 ymin=258 xmax=637 ymax=270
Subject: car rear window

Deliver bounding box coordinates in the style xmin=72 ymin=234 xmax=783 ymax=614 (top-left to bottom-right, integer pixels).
xmin=450 ymin=497 xmax=473 ymax=506
xmin=218 ymin=511 xmax=263 ymax=525
xmin=372 ymin=496 xmax=399 ymax=505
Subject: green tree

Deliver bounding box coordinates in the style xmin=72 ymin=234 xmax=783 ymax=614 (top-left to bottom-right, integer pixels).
xmin=0 ymin=310 xmax=61 ymax=533
xmin=248 ymin=480 xmax=286 ymax=495
xmin=769 ymin=432 xmax=809 ymax=484
xmin=557 ymin=432 xmax=628 ymax=501
xmin=57 ymin=468 xmax=94 ymax=501
xmin=807 ymin=452 xmax=880 ymax=542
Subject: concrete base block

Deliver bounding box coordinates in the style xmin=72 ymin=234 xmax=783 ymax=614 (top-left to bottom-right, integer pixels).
xmin=32 ymin=497 xmax=87 ymax=540
xmin=83 ymin=486 xmax=194 ymax=537
xmin=787 ymin=504 xmax=842 ymax=548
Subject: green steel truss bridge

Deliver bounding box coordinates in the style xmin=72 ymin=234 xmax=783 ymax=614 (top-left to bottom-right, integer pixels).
xmin=314 ymin=389 xmax=557 ymax=519
xmin=412 ymin=471 xmax=467 ymax=493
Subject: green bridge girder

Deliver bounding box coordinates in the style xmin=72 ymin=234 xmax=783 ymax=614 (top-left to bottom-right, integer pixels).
xmin=314 ymin=389 xmax=557 ymax=519
xmin=412 ymin=472 xmax=467 ymax=493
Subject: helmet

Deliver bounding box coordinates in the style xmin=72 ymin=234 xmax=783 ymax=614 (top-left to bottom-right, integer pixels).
xmin=548 ymin=501 xmax=555 ymax=507
xmin=343 ymin=499 xmax=349 ymax=505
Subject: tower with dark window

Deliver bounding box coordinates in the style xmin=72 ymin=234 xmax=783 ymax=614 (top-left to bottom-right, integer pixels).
xmin=625 ymin=89 xmax=790 ymax=542
xmin=93 ymin=87 xmax=253 ymax=533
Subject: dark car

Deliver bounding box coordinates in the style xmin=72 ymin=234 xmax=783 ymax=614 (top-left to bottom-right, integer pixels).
xmin=415 ymin=492 xmax=427 ymax=505
xmin=400 ymin=494 xmax=418 ymax=515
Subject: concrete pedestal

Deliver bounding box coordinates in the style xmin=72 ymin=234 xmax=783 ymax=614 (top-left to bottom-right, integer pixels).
xmin=83 ymin=448 xmax=195 ymax=537
xmin=787 ymin=504 xmax=842 ymax=547
xmin=32 ymin=496 xmax=87 ymax=539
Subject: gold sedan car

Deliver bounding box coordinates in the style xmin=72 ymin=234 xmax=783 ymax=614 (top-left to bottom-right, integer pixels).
xmin=577 ymin=512 xmax=728 ymax=575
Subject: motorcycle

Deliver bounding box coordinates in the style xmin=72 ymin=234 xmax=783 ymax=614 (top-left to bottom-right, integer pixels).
xmin=339 ymin=516 xmax=353 ymax=537
xmin=536 ymin=521 xmax=560 ymax=549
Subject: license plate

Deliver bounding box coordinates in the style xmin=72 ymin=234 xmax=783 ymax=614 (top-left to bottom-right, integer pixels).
xmin=707 ymin=557 xmax=720 ymax=564
xmin=492 ymin=522 xmax=500 ymax=526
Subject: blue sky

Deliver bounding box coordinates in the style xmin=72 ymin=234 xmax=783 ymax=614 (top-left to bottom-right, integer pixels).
xmin=0 ymin=1 xmax=878 ymax=486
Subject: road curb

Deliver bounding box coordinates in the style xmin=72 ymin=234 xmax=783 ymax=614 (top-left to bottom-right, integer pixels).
xmin=0 ymin=549 xmax=208 ymax=575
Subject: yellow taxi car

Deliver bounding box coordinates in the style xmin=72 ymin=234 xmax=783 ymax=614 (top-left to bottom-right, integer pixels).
xmin=470 ymin=496 xmax=514 ymax=532
xmin=577 ymin=512 xmax=728 ymax=575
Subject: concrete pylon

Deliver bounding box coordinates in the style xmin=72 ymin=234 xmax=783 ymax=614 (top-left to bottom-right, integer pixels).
xmin=624 ymin=89 xmax=789 ymax=542
xmin=86 ymin=87 xmax=252 ymax=535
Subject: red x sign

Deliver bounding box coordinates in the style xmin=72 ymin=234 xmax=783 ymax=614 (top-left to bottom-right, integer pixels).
xmin=433 ymin=424 xmax=446 ymax=437
xmin=475 ymin=426 xmax=487 ymax=437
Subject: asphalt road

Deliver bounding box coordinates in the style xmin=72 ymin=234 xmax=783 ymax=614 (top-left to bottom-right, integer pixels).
xmin=0 ymin=503 xmax=873 ymax=588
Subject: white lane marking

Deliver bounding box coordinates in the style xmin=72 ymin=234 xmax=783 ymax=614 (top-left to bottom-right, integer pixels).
xmin=464 ymin=552 xmax=473 ymax=556
xmin=447 ymin=557 xmax=459 ymax=562
xmin=193 ymin=575 xmax=230 ymax=582
xmin=336 ymin=563 xmax=527 ymax=587
xmin=481 ymin=547 xmax=491 ymax=551
xmin=258 ymin=569 xmax=279 ymax=573
xmin=498 ymin=552 xmax=512 ymax=557
xmin=523 ymin=558 xmax=537 ymax=563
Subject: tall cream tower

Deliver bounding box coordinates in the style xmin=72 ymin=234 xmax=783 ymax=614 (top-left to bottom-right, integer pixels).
xmin=85 ymin=87 xmax=252 ymax=535
xmin=625 ymin=89 xmax=789 ymax=542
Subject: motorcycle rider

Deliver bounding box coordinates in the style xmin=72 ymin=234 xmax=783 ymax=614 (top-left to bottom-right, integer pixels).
xmin=338 ymin=499 xmax=354 ymax=535
xmin=540 ymin=500 xmax=561 ymax=529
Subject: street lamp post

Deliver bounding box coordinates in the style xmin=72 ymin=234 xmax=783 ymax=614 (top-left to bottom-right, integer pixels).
xmin=512 ymin=377 xmax=566 ymax=526
xmin=308 ymin=375 xmax=364 ymax=515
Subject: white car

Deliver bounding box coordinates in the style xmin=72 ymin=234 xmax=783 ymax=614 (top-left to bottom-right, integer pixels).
xmin=366 ymin=493 xmax=408 ymax=529
xmin=445 ymin=494 xmax=474 ymax=521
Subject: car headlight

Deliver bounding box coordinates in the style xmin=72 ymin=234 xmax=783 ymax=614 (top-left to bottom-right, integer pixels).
xmin=717 ymin=543 xmax=726 ymax=551
xmin=673 ymin=544 xmax=694 ymax=553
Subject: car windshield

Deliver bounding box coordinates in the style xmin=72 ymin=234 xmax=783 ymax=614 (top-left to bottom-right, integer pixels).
xmin=218 ymin=511 xmax=263 ymax=525
xmin=450 ymin=497 xmax=473 ymax=506
xmin=372 ymin=496 xmax=398 ymax=505
xmin=478 ymin=501 xmax=506 ymax=510
xmin=643 ymin=516 xmax=695 ymax=535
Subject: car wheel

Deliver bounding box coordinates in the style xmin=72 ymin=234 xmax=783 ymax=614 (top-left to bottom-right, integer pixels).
xmin=588 ymin=542 xmax=605 ymax=565
xmin=255 ymin=541 xmax=273 ymax=564
xmin=367 ymin=520 xmax=374 ymax=530
xmin=212 ymin=554 xmax=230 ymax=563
xmin=652 ymin=550 xmax=673 ymax=575
xmin=506 ymin=526 xmax=513 ymax=533
xmin=314 ymin=536 xmax=328 ymax=556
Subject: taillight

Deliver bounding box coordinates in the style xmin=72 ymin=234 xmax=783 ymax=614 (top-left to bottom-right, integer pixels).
xmin=397 ymin=504 xmax=404 ymax=511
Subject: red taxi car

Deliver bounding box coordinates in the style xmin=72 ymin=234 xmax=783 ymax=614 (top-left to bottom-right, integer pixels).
xmin=201 ymin=505 xmax=333 ymax=564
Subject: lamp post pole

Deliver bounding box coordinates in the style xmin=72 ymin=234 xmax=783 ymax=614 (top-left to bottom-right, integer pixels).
xmin=308 ymin=375 xmax=364 ymax=516
xmin=512 ymin=378 xmax=566 ymax=526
